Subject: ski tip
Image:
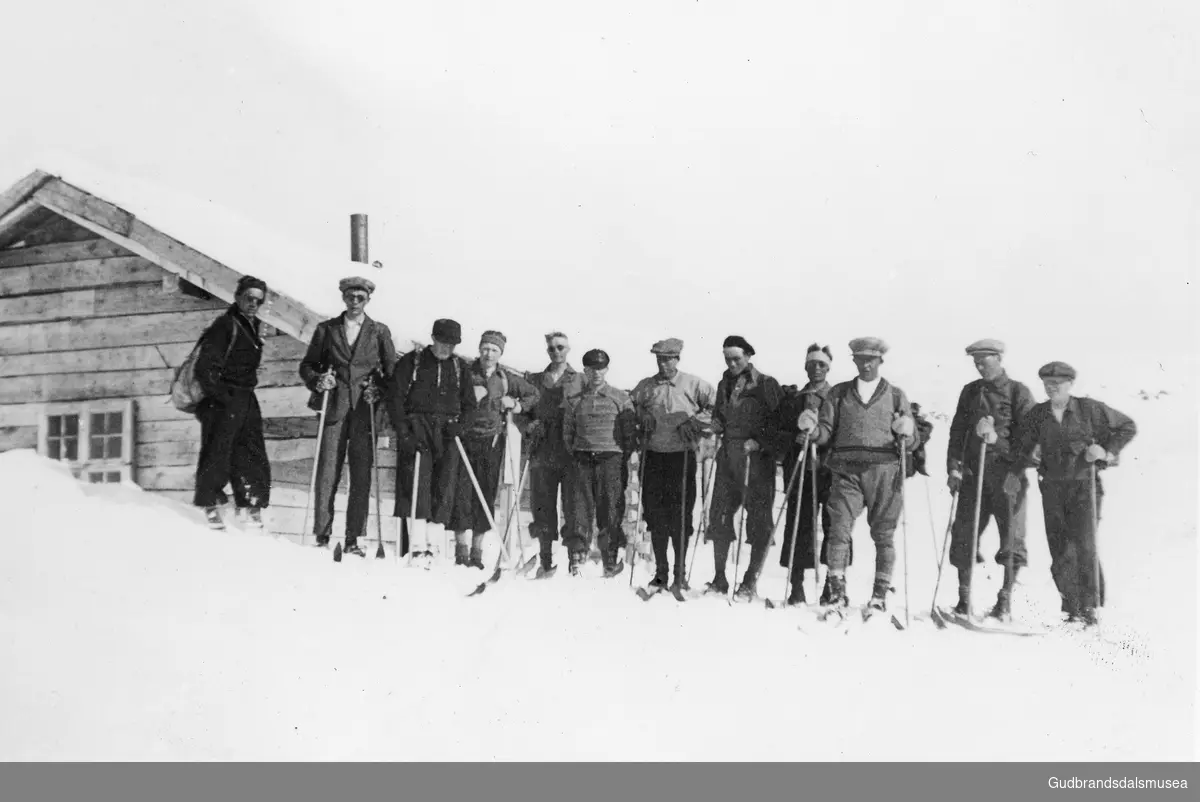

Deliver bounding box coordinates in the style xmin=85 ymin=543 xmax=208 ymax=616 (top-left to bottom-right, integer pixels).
xmin=332 ymin=543 xmax=343 ymax=563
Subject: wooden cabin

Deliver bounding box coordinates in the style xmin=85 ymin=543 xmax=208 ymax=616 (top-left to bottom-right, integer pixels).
xmin=0 ymin=169 xmax=428 ymax=547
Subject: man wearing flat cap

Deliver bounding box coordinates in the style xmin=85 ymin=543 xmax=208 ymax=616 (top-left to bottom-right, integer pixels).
xmin=944 ymin=339 xmax=1037 ymax=619
xmin=447 ymin=330 xmax=539 ymax=568
xmin=562 ymin=349 xmax=637 ymax=577
xmin=776 ymin=343 xmax=839 ymax=605
xmin=630 ymin=338 xmax=716 ymax=590
xmin=796 ymin=337 xmax=921 ymax=619
xmin=705 ymin=335 xmax=787 ymax=599
xmin=387 ymin=318 xmax=478 ymax=567
xmin=524 ymin=331 xmax=585 ymax=577
xmin=1014 ymin=362 xmax=1136 ymax=626
xmin=299 ymin=276 xmax=398 ymax=554
xmin=193 ymin=275 xmax=273 ymax=531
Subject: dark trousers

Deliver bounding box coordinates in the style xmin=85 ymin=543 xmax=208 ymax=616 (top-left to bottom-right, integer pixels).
xmin=825 ymin=462 xmax=903 ymax=582
xmin=950 ymin=462 xmax=1029 ymax=572
xmin=1040 ymin=477 xmax=1107 ymax=610
xmin=193 ymin=390 xmax=270 ymax=509
xmin=313 ymin=401 xmax=375 ymax=545
xmin=530 ymin=450 xmax=576 ymax=543
xmin=707 ymin=441 xmax=775 ymax=547
xmin=570 ymin=451 xmax=626 ymax=557
xmin=447 ymin=434 xmax=505 ymax=534
xmin=643 ymin=450 xmax=697 ymax=578
xmin=778 ymin=458 xmax=838 ymax=571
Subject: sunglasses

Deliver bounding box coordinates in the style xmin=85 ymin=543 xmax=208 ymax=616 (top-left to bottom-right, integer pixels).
xmin=241 ymin=295 xmax=265 ymax=306
xmin=547 ymin=344 xmax=568 ymax=352
xmin=343 ymin=292 xmax=369 ymax=302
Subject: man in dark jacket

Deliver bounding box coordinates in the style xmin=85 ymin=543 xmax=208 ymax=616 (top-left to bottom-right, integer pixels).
xmin=705 ymin=335 xmax=787 ymax=600
xmin=945 ymin=339 xmax=1036 ymax=619
xmin=1014 ymin=362 xmax=1137 ymax=626
xmin=298 ymin=276 xmax=398 ymax=555
xmin=524 ymin=332 xmax=585 ymax=576
xmin=193 ymin=275 xmax=272 ymax=531
xmin=796 ymin=337 xmax=921 ymax=618
xmin=387 ymin=318 xmax=478 ymax=568
xmin=450 ymin=330 xmax=539 ymax=567
xmin=777 ymin=344 xmax=837 ymax=605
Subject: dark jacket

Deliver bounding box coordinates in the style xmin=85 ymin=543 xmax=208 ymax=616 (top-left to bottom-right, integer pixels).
xmin=463 ymin=360 xmax=540 ymax=440
xmin=299 ymin=314 xmax=397 ymax=425
xmin=387 ymin=346 xmax=477 ymax=437
xmin=712 ymin=364 xmax=787 ymax=459
xmin=524 ymin=363 xmax=585 ymax=458
xmin=194 ymin=305 xmax=263 ymax=400
xmin=779 ymin=380 xmax=833 ymax=469
xmin=1016 ymin=397 xmax=1137 ymax=481
xmin=946 ymin=371 xmax=1036 ymax=476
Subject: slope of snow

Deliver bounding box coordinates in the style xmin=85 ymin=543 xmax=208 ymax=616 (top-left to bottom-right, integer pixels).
xmin=0 ymin=389 xmax=1193 ymax=761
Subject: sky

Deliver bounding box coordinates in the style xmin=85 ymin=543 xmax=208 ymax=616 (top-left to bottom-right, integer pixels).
xmin=0 ymin=0 xmax=1196 ymax=406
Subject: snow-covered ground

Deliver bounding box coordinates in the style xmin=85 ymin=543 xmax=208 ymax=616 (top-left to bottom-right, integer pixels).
xmin=0 ymin=388 xmax=1194 ymax=761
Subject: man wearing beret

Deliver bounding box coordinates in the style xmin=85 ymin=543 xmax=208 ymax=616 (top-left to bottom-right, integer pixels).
xmin=562 ymin=349 xmax=638 ymax=577
xmin=944 ymin=339 xmax=1037 ymax=618
xmin=524 ymin=332 xmax=585 ymax=576
xmin=1014 ymin=362 xmax=1136 ymax=626
xmin=299 ymin=276 xmax=398 ymax=554
xmin=630 ymin=338 xmax=716 ymax=590
xmin=705 ymin=335 xmax=788 ymax=599
xmin=387 ymin=318 xmax=478 ymax=567
xmin=447 ymin=330 xmax=539 ymax=567
xmin=193 ymin=275 xmax=273 ymax=531
xmin=796 ymin=337 xmax=921 ymax=618
xmin=776 ymin=343 xmax=839 ymax=605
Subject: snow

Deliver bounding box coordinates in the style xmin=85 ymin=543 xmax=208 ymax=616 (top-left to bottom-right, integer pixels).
xmin=0 ymin=388 xmax=1193 ymax=761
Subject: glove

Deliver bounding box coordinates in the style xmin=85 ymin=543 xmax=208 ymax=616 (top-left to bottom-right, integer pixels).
xmin=361 ymin=378 xmax=382 ymax=405
xmin=639 ymin=412 xmax=657 ymax=436
xmin=500 ymin=396 xmax=519 ymax=412
xmin=315 ymin=373 xmax=337 ymax=392
xmin=1002 ymin=472 xmax=1022 ymax=497
xmin=947 ymin=470 xmax=963 ymax=493
xmin=1030 ymin=444 xmax=1042 ymax=468
xmin=975 ymin=415 xmax=998 ymax=445
xmin=742 ymin=439 xmax=760 ymax=454
xmin=796 ymin=409 xmax=818 ymax=433
xmin=677 ymin=417 xmax=706 ymax=445
xmin=1085 ymin=444 xmax=1109 ymax=463
xmin=891 ymin=415 xmax=914 ymax=437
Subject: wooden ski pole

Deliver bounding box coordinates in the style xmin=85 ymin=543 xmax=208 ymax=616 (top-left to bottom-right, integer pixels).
xmin=779 ymin=434 xmax=810 ymax=604
xmin=728 ymin=454 xmax=752 ymax=603
xmin=454 ymin=435 xmax=508 ymax=563
xmin=301 ymin=375 xmax=332 ymax=548
xmin=809 ymin=442 xmax=821 ymax=602
xmin=1089 ymin=462 xmax=1101 ymax=614
xmin=369 ymin=394 xmax=386 ymax=559
xmin=965 ymin=442 xmax=988 ymax=618
xmin=406 ymin=449 xmax=420 ymax=563
xmin=628 ymin=448 xmax=647 ymax=588
xmin=686 ymin=450 xmax=718 ymax=585
xmin=899 ymin=439 xmax=911 ymax=629
xmin=929 ymin=491 xmax=959 ymax=627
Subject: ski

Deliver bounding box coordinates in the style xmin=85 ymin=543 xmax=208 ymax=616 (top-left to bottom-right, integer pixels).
xmin=636 ymin=585 xmax=664 ymax=601
xmin=516 ymin=555 xmax=539 ymax=577
xmin=934 ymin=607 xmax=1047 ymax=637
xmin=467 ymin=565 xmax=504 ymax=596
xmin=670 ymin=583 xmax=688 ymax=602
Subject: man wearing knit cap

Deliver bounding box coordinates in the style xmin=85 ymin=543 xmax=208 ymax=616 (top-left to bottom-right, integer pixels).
xmin=193 ymin=275 xmax=273 ymax=531
xmin=524 ymin=331 xmax=585 ymax=576
xmin=796 ymin=337 xmax=921 ymax=619
xmin=299 ymin=276 xmax=397 ymax=554
xmin=563 ymin=349 xmax=637 ymax=577
xmin=387 ymin=318 xmax=478 ymax=568
xmin=776 ymin=343 xmax=839 ymax=605
xmin=447 ymin=330 xmax=539 ymax=568
xmin=1013 ymin=362 xmax=1136 ymax=626
xmin=944 ymin=339 xmax=1036 ymax=617
xmin=630 ymin=338 xmax=716 ymax=590
xmin=705 ymin=335 xmax=787 ymax=599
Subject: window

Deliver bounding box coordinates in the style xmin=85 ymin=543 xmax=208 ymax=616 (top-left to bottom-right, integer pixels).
xmin=38 ymin=399 xmax=135 ymax=484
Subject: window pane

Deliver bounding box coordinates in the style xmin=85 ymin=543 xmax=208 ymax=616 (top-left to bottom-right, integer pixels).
xmin=91 ymin=413 xmax=106 ymax=434
xmin=90 ymin=436 xmax=105 ymax=459
xmin=107 ymin=472 xmax=121 ymax=483
xmin=48 ymin=439 xmax=61 ymax=460
xmin=108 ymin=412 xmax=123 ymax=432
xmin=64 ymin=415 xmax=79 ymax=436
xmin=64 ymin=438 xmax=78 ymax=461
xmin=88 ymin=472 xmax=104 ymax=483
xmin=48 ymin=417 xmax=61 ymax=437
xmin=106 ymin=435 xmax=123 ymax=460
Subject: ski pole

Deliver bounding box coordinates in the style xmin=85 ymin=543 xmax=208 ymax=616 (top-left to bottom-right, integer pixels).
xmin=930 ymin=491 xmax=959 ymax=624
xmin=728 ymin=453 xmax=752 ymax=603
xmin=453 ymin=435 xmax=507 ymax=563
xmin=406 ymin=449 xmax=420 ymax=563
xmin=368 ymin=391 xmax=386 ymax=559
xmin=778 ymin=435 xmax=809 ymax=604
xmin=809 ymin=442 xmax=821 ymax=602
xmin=686 ymin=449 xmax=717 ymax=585
xmin=923 ymin=474 xmax=940 ymax=570
xmin=899 ymin=439 xmax=911 ymax=629
xmin=301 ymin=372 xmax=332 ymax=547
xmin=1089 ymin=462 xmax=1101 ymax=613
xmin=965 ymin=442 xmax=988 ymax=618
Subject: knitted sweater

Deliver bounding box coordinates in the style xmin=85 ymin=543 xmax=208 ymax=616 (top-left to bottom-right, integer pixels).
xmin=815 ymin=378 xmax=919 ymax=469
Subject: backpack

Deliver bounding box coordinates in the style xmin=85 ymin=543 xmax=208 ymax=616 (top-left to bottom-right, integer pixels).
xmin=907 ymin=400 xmax=934 ymax=478
xmin=170 ymin=320 xmax=236 ymax=413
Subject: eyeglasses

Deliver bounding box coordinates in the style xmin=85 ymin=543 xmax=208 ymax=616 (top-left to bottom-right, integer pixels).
xmin=343 ymin=292 xmax=369 ymax=302
xmin=547 ymin=344 xmax=568 ymax=352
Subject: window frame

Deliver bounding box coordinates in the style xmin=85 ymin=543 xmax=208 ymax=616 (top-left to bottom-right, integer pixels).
xmin=37 ymin=398 xmax=135 ymax=483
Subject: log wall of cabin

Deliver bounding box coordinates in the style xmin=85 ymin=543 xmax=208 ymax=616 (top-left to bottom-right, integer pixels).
xmin=0 ymin=230 xmax=401 ymax=547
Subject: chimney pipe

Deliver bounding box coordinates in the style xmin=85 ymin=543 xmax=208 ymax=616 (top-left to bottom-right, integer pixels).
xmin=350 ymin=214 xmax=369 ymax=264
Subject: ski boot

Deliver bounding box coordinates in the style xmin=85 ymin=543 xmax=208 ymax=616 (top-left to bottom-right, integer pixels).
xmin=672 ymin=572 xmax=690 ymax=593
xmin=455 ymin=544 xmax=471 ymax=567
xmin=1079 ymin=607 xmax=1099 ymax=628
xmin=818 ymin=574 xmax=835 ymax=606
xmin=535 ymin=539 xmax=557 ymax=578
xmin=863 ymin=579 xmax=889 ymax=619
xmin=601 ymin=545 xmax=624 ymax=579
xmin=468 ymin=548 xmax=486 ymax=570
xmin=343 ymin=541 xmax=366 ymax=558
xmin=244 ymin=507 xmax=264 ymax=530
xmin=704 ymin=574 xmax=729 ymax=595
xmin=568 ymin=550 xmax=586 ymax=577
xmin=818 ymin=575 xmax=850 ymax=621
xmin=314 ymin=537 xmax=330 ymax=549
xmin=786 ymin=577 xmax=806 ymax=607
xmin=952 ymin=585 xmax=971 ymax=617
xmin=204 ymin=506 xmax=226 ymax=531
xmin=988 ymin=589 xmax=1011 ymax=620
xmin=733 ymin=577 xmax=758 ymax=602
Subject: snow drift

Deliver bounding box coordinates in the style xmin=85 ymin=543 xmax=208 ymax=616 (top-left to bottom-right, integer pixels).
xmin=0 ymin=388 xmax=1193 ymax=761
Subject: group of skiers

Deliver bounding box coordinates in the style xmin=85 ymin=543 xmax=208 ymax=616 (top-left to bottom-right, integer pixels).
xmin=190 ymin=275 xmax=1137 ymax=628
